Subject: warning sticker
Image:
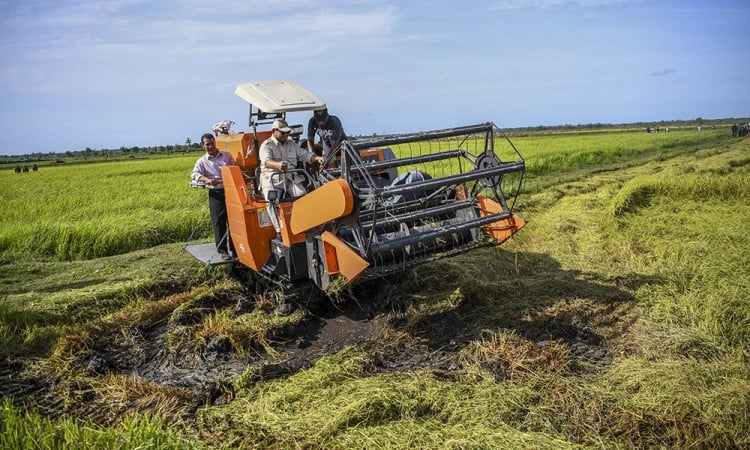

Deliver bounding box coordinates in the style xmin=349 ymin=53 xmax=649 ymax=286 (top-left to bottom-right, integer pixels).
xmin=257 ymin=208 xmax=272 ymax=228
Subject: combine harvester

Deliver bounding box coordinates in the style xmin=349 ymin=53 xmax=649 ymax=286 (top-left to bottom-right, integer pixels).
xmin=186 ymin=81 xmax=526 ymax=292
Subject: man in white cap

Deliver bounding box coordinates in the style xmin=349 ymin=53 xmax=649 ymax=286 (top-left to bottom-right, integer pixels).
xmin=259 ymin=118 xmax=325 ymax=230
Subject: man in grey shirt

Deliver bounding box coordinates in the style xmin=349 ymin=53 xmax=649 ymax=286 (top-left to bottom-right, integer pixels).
xmin=260 ymin=118 xmax=324 ymax=231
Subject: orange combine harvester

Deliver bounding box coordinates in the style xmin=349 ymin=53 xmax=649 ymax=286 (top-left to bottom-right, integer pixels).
xmin=186 ymin=81 xmax=526 ymax=292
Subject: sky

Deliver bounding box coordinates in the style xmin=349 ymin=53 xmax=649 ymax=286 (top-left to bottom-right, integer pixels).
xmin=0 ymin=0 xmax=748 ymax=156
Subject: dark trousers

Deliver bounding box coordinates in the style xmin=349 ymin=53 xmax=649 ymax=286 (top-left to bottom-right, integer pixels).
xmin=208 ymin=189 xmax=232 ymax=254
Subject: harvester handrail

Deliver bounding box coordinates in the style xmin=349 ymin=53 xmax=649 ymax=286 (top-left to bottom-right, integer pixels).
xmin=356 ymin=160 xmax=526 ymax=198
xmin=350 ymin=123 xmax=494 ymax=150
xmin=326 ymin=149 xmax=466 ymax=177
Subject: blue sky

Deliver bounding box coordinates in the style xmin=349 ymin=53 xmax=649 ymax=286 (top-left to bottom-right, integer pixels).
xmin=0 ymin=0 xmax=748 ymax=156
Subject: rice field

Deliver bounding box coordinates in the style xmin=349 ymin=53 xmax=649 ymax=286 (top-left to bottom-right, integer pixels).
xmin=1 ymin=127 xmax=749 ymax=449
xmin=0 ymin=154 xmax=208 ymax=260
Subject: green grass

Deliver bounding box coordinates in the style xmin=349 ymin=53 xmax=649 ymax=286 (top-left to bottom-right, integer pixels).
xmin=202 ymin=349 xmax=583 ymax=449
xmin=0 ymin=243 xmax=222 ymax=359
xmin=1 ymin=399 xmax=198 ymax=450
xmin=518 ymin=128 xmax=735 ymax=190
xmin=0 ymin=155 xmax=210 ymax=260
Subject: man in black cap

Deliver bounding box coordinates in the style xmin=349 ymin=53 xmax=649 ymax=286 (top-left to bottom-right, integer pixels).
xmin=306 ymin=107 xmax=347 ymax=157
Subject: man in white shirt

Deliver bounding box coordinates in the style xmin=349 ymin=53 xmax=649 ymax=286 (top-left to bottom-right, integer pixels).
xmin=190 ymin=133 xmax=238 ymax=257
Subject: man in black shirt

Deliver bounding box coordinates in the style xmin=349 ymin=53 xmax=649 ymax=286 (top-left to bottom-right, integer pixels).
xmin=306 ymin=107 xmax=347 ymax=157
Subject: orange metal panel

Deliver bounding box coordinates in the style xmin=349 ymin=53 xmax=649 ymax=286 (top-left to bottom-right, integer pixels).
xmin=477 ymin=195 xmax=527 ymax=243
xmin=289 ymin=179 xmax=354 ymax=235
xmin=241 ymin=130 xmax=272 ymax=171
xmin=357 ymin=148 xmax=390 ymax=176
xmin=216 ymin=130 xmax=274 ymax=172
xmin=222 ymin=165 xmax=276 ymax=271
xmin=321 ymin=231 xmax=369 ymax=283
xmin=277 ymin=202 xmax=306 ymax=247
xmin=216 ymin=133 xmax=253 ymax=170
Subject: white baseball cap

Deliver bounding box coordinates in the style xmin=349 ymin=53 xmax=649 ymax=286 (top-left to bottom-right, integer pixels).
xmin=272 ymin=118 xmax=292 ymax=132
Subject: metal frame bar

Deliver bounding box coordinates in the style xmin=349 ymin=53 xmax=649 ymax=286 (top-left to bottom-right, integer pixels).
xmin=369 ymin=211 xmax=511 ymax=255
xmin=359 ymin=200 xmax=474 ymax=232
xmin=356 ymin=161 xmax=525 ymax=198
xmin=350 ymin=123 xmax=494 ymax=149
xmin=326 ymin=149 xmax=466 ymax=177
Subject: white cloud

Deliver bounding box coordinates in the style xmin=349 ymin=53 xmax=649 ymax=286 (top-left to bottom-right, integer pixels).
xmin=492 ymin=0 xmax=642 ymax=10
xmin=0 ymin=1 xmax=400 ymax=94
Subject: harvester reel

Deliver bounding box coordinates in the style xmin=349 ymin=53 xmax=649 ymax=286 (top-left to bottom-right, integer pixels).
xmin=475 ymin=153 xmax=504 ymax=188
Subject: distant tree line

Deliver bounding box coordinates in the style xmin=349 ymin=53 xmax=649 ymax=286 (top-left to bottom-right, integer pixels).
xmin=1 ymin=142 xmax=203 ymax=165
xmin=2 ymin=117 xmax=747 ymax=165
xmin=502 ymin=117 xmax=748 ymax=135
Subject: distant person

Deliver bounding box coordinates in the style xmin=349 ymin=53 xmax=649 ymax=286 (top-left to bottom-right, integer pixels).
xmin=14 ymin=165 xmax=21 ymax=173
xmin=260 ymin=118 xmax=325 ymax=231
xmin=22 ymin=165 xmax=29 ymax=172
xmin=32 ymin=164 xmax=38 ymax=171
xmin=190 ymin=133 xmax=238 ymax=258
xmin=732 ymin=123 xmax=738 ymax=137
xmin=306 ymin=107 xmax=347 ymax=157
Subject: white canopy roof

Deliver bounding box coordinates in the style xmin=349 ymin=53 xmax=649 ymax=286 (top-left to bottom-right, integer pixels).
xmin=234 ymin=80 xmax=326 ymax=113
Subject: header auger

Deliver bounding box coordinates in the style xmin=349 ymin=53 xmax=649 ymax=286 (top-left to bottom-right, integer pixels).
xmin=186 ymin=81 xmax=526 ymax=292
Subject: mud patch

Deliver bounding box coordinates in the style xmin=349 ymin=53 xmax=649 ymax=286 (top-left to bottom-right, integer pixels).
xmin=69 ymin=286 xmax=395 ymax=406
xmin=3 ymin=274 xmax=621 ymax=424
xmin=520 ymin=319 xmax=613 ymax=370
